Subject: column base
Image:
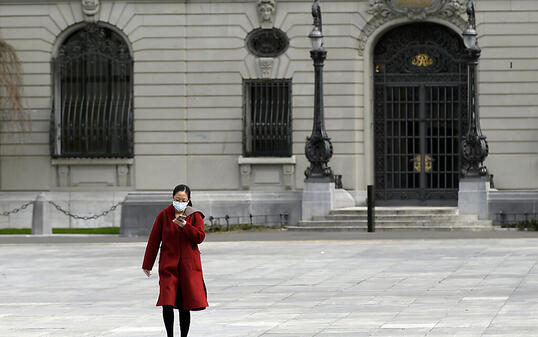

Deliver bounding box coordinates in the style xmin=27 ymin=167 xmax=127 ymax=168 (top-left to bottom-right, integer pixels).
xmin=301 ymin=181 xmax=335 ymax=221
xmin=458 ymin=177 xmax=490 ymax=220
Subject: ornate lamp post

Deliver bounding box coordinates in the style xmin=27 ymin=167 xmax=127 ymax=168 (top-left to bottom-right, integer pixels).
xmin=304 ymin=0 xmax=334 ymax=182
xmin=461 ymin=0 xmax=489 ymax=178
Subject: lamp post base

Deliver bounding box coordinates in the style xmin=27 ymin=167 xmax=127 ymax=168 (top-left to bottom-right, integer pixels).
xmin=458 ymin=176 xmax=490 ymax=220
xmin=301 ymin=180 xmax=335 ymax=221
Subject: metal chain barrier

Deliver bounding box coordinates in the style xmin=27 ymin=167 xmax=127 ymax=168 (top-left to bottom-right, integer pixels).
xmin=47 ymin=200 xmax=123 ymax=220
xmin=0 ymin=201 xmax=33 ymax=216
xmin=207 ymin=213 xmax=289 ymax=231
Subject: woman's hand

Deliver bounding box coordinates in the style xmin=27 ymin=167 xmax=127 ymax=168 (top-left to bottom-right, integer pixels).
xmin=173 ymin=216 xmax=186 ymax=228
xmin=143 ymin=269 xmax=151 ymax=277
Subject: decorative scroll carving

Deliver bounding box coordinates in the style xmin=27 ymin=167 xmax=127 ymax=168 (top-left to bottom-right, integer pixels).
xmin=358 ymin=0 xmax=466 ymax=56
xmin=368 ymin=0 xmax=465 ymax=20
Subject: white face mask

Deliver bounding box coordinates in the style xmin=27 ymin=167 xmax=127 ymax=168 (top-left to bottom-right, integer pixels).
xmin=172 ymin=201 xmax=189 ymax=212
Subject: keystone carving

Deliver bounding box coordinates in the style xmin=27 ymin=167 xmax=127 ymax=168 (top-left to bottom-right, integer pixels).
xmin=257 ymin=0 xmax=276 ymax=28
xmin=81 ymin=0 xmax=100 ymax=20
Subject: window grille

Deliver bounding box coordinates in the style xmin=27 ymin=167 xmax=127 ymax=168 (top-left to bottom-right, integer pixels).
xmin=243 ymin=79 xmax=292 ymax=157
xmin=51 ymin=24 xmax=133 ymax=158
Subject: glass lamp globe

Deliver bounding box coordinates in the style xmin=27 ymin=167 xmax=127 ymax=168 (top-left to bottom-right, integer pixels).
xmin=462 ymin=27 xmax=477 ymax=50
xmin=309 ymin=27 xmax=323 ymax=51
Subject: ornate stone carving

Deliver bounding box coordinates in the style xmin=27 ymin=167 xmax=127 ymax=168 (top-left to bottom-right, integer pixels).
xmin=358 ymin=0 xmax=466 ymax=56
xmin=81 ymin=0 xmax=100 ymax=17
xmin=258 ymin=57 xmax=274 ymax=78
xmin=368 ymin=0 xmax=464 ymax=20
xmin=246 ymin=28 xmax=289 ymax=57
xmin=257 ymin=0 xmax=275 ymax=28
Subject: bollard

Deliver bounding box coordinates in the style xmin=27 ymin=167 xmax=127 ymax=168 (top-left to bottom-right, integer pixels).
xmin=367 ymin=185 xmax=375 ymax=232
xmin=32 ymin=193 xmax=51 ymax=235
xmin=249 ymin=213 xmax=253 ymax=230
xmin=225 ymin=215 xmax=230 ymax=232
xmin=279 ymin=213 xmax=288 ymax=229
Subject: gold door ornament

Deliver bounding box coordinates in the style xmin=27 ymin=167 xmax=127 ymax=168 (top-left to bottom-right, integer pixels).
xmin=411 ymin=154 xmax=433 ymax=172
xmin=411 ymin=53 xmax=434 ymax=67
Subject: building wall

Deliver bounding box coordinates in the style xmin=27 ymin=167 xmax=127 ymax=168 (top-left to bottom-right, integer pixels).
xmin=0 ymin=0 xmax=536 ymax=194
xmin=477 ymin=0 xmax=538 ymax=189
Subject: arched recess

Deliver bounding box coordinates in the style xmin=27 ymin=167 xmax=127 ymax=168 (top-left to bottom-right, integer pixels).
xmin=365 ymin=21 xmax=468 ymax=205
xmin=50 ymin=22 xmax=134 ymax=158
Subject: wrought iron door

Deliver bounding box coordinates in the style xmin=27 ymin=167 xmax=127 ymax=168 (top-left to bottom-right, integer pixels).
xmin=374 ymin=23 xmax=467 ymax=204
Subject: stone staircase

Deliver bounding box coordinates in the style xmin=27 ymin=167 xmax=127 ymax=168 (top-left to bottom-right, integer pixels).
xmin=287 ymin=207 xmax=493 ymax=231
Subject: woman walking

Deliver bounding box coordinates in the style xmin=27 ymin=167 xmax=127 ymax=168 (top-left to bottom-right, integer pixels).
xmin=142 ymin=184 xmax=208 ymax=337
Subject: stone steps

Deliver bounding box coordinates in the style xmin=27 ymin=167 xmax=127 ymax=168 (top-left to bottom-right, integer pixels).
xmin=298 ymin=220 xmax=491 ymax=227
xmin=313 ymin=214 xmax=478 ymax=221
xmin=289 ymin=207 xmax=493 ymax=232
xmin=331 ymin=206 xmax=459 ymax=215
xmin=287 ymin=225 xmax=493 ymax=232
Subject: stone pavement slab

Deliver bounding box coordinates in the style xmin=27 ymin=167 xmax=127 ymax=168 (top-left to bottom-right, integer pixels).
xmin=2 ymin=229 xmax=538 ymax=244
xmin=1 ymin=237 xmax=537 ymax=336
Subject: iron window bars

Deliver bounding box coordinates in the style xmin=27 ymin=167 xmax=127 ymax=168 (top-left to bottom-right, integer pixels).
xmin=243 ymin=79 xmax=292 ymax=157
xmin=51 ymin=24 xmax=133 ymax=158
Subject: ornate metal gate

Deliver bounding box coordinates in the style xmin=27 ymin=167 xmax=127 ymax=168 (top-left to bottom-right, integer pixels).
xmin=374 ymin=23 xmax=468 ymax=205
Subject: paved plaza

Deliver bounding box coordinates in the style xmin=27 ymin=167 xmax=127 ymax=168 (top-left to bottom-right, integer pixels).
xmin=1 ymin=234 xmax=538 ymax=336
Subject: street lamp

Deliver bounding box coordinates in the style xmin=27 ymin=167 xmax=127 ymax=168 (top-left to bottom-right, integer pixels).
xmin=304 ymin=0 xmax=334 ymax=182
xmin=462 ymin=26 xmax=477 ymax=52
xmin=461 ymin=0 xmax=489 ymax=177
xmin=309 ymin=25 xmax=323 ymax=51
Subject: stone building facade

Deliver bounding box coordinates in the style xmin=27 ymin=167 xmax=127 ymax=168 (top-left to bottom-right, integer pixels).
xmin=0 ymin=0 xmax=536 ymax=228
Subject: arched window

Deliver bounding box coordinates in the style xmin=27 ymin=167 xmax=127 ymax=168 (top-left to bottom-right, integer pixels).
xmin=51 ymin=24 xmax=133 ymax=158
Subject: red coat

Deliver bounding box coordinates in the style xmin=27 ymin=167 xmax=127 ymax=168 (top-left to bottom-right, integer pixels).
xmin=142 ymin=205 xmax=208 ymax=310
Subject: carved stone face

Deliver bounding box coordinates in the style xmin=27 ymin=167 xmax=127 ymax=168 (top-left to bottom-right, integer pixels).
xmin=258 ymin=3 xmax=274 ymax=22
xmin=82 ymin=0 xmax=100 ymax=16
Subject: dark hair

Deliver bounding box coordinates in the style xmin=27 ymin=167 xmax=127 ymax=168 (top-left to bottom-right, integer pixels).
xmin=172 ymin=184 xmax=193 ymax=206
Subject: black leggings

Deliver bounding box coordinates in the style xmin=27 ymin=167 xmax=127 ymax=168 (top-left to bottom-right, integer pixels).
xmin=163 ymin=305 xmax=190 ymax=337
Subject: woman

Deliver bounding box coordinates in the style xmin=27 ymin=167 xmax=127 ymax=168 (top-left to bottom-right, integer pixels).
xmin=142 ymin=184 xmax=208 ymax=337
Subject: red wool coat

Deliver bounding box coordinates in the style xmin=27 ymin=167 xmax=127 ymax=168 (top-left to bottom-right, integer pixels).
xmin=142 ymin=205 xmax=208 ymax=310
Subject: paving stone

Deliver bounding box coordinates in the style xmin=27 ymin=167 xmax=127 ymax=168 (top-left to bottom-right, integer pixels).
xmin=1 ymin=238 xmax=537 ymax=336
